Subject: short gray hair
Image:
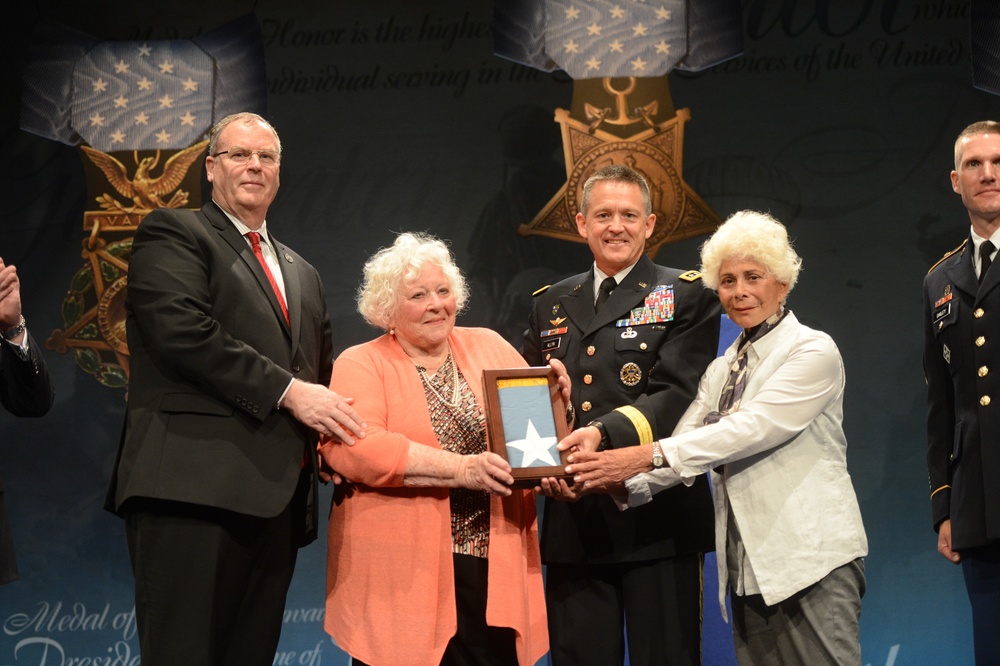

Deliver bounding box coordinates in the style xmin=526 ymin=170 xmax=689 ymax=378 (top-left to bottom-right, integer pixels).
xmin=580 ymin=164 xmax=652 ymax=215
xmin=357 ymin=232 xmax=469 ymax=330
xmin=699 ymin=210 xmax=801 ymax=292
xmin=207 ymin=112 xmax=282 ymax=156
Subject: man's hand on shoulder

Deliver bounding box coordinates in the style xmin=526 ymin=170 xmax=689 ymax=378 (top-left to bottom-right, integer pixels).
xmin=281 ymin=379 xmax=367 ymax=444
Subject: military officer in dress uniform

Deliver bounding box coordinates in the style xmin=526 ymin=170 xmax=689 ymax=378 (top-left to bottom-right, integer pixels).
xmin=522 ymin=164 xmax=720 ymax=666
xmin=925 ymin=120 xmax=1000 ymax=664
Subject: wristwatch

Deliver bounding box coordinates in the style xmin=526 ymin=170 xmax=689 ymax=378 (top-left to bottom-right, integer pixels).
xmin=1 ymin=314 xmax=25 ymax=341
xmin=586 ymin=420 xmax=610 ymax=451
xmin=651 ymin=441 xmax=665 ymax=468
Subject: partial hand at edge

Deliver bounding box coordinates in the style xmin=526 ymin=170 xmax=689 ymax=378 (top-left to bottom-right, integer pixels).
xmin=556 ymin=426 xmax=601 ymax=455
xmin=937 ymin=519 xmax=961 ymax=564
xmin=565 ymin=447 xmax=648 ymax=495
xmin=0 ymin=259 xmax=25 ymax=342
xmin=282 ymin=379 xmax=367 ymax=444
xmin=548 ymin=358 xmax=574 ymax=427
xmin=315 ymin=441 xmax=346 ymax=484
xmin=534 ymin=476 xmax=585 ymax=502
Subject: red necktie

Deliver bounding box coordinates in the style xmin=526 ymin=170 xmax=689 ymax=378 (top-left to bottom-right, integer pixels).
xmin=246 ymin=231 xmax=289 ymax=324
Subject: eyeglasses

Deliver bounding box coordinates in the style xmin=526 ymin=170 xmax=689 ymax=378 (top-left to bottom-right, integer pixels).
xmin=212 ymin=147 xmax=280 ymax=166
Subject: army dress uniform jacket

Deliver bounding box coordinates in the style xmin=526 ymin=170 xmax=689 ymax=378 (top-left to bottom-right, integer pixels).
xmin=925 ymin=238 xmax=1000 ymax=550
xmin=523 ymin=254 xmax=719 ymax=564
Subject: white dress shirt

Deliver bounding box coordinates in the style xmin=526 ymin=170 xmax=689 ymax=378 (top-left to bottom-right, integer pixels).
xmin=970 ymin=225 xmax=1000 ymax=279
xmin=592 ymin=260 xmax=636 ymax=302
xmin=219 ymin=207 xmax=287 ymax=299
xmin=622 ymin=312 xmax=868 ymax=617
xmin=216 ymin=204 xmax=293 ymax=406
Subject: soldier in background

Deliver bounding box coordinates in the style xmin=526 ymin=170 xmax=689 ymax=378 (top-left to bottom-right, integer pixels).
xmin=924 ymin=119 xmax=1000 ymax=664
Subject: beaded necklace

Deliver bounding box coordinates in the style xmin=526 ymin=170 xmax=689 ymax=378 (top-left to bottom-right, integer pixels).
xmin=415 ymin=348 xmax=460 ymax=408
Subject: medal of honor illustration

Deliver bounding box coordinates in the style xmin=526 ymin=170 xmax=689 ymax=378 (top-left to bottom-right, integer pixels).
xmin=20 ymin=21 xmax=269 ymax=390
xmin=516 ymin=76 xmax=721 ymax=258
xmin=47 ymin=142 xmax=209 ymax=389
xmin=492 ymin=0 xmax=742 ymax=255
xmin=620 ymin=362 xmax=642 ymax=387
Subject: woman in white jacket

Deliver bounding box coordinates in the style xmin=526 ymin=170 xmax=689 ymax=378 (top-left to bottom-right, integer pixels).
xmin=559 ymin=210 xmax=868 ymax=665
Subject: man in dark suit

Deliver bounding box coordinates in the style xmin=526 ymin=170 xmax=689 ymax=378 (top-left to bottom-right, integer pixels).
xmin=0 ymin=258 xmax=54 ymax=584
xmin=925 ymin=119 xmax=1000 ymax=663
xmin=106 ymin=112 xmax=366 ymax=666
xmin=522 ymin=164 xmax=719 ymax=665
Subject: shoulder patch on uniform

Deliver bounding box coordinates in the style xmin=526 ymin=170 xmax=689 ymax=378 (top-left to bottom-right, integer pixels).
xmin=678 ymin=270 xmax=702 ymax=282
xmin=532 ymin=285 xmax=551 ymax=297
xmin=927 ymin=240 xmax=967 ymax=274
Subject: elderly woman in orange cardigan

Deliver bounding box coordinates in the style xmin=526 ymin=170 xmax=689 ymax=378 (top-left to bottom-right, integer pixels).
xmin=320 ymin=232 xmax=568 ymax=666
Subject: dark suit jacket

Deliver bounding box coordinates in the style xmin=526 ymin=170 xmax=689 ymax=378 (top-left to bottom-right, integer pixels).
xmin=1 ymin=330 xmax=55 ymax=583
xmin=925 ymin=237 xmax=1000 ymax=549
xmin=105 ymin=202 xmax=333 ymax=546
xmin=523 ymin=255 xmax=718 ymax=563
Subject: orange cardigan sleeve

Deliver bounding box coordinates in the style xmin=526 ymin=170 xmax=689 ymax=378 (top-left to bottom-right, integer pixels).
xmin=320 ymin=335 xmax=437 ymax=487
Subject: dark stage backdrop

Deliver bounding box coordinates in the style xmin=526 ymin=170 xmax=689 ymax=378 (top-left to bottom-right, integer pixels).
xmin=1 ymin=1 xmax=992 ymax=664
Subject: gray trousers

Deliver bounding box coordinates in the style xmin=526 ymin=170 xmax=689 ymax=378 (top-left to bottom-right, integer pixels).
xmin=730 ymin=558 xmax=866 ymax=666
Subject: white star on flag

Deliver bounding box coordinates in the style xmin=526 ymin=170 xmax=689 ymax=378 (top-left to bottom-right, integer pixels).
xmin=70 ymin=39 xmax=213 ymax=150
xmin=506 ymin=419 xmax=559 ymax=467
xmin=543 ymin=0 xmax=686 ymax=78
xmin=495 ymin=0 xmax=743 ymax=77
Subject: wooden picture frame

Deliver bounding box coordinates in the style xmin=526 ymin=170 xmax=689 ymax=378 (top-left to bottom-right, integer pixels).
xmin=482 ymin=366 xmax=573 ymax=488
